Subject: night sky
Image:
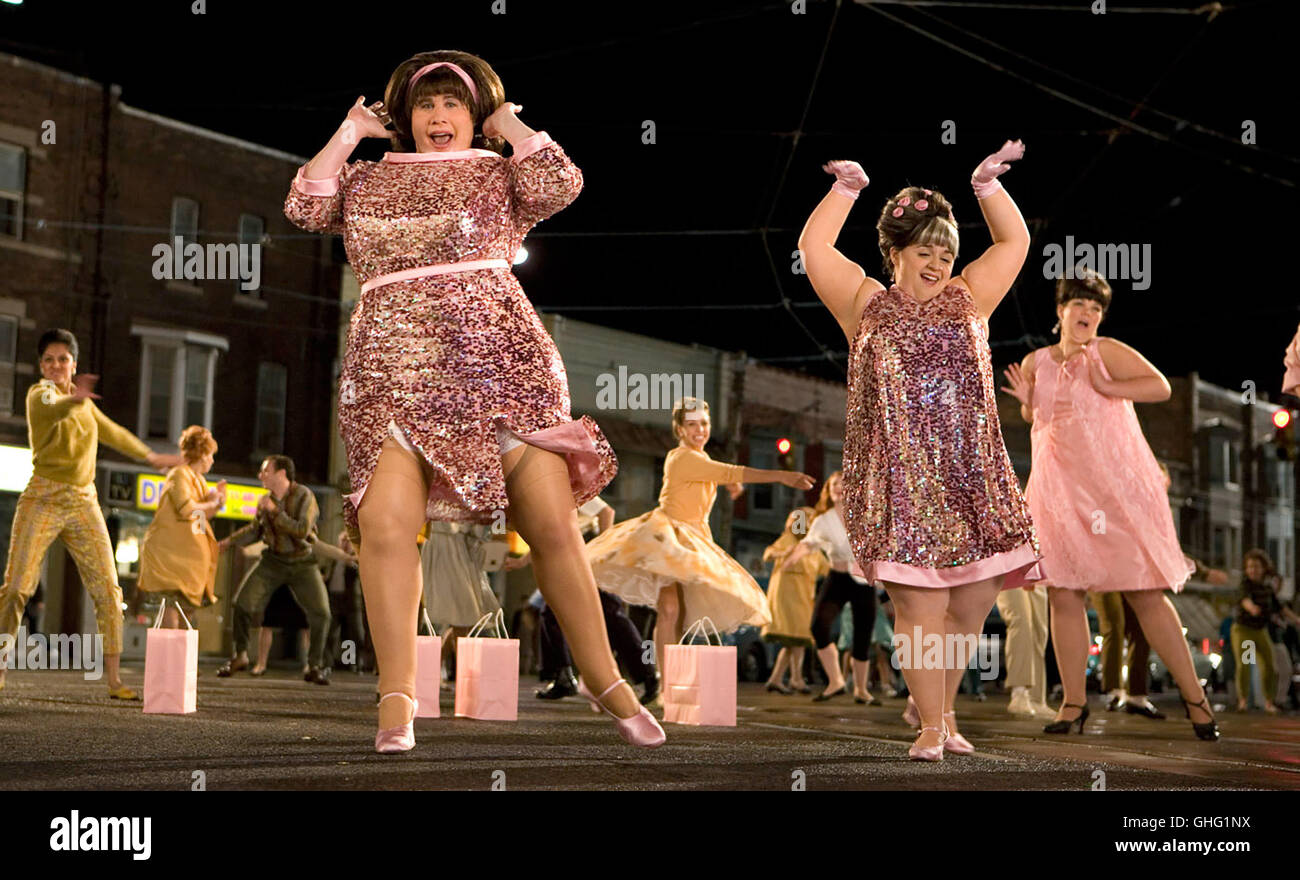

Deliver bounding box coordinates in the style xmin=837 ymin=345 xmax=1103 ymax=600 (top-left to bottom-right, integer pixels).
xmin=3 ymin=0 xmax=1296 ymax=393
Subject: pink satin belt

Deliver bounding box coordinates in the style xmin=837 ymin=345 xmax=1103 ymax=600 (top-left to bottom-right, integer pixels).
xmin=359 ymin=259 xmax=510 ymax=294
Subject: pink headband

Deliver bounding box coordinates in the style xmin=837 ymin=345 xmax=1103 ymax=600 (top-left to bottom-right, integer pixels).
xmin=407 ymin=62 xmax=479 ymax=104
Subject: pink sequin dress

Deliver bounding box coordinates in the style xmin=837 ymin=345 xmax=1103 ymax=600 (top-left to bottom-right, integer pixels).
xmin=843 ymin=284 xmax=1042 ymax=589
xmin=1024 ymin=344 xmax=1193 ymax=592
xmin=284 ymin=133 xmax=616 ymax=536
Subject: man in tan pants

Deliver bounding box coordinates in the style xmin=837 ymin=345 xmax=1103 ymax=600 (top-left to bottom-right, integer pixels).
xmin=996 ymin=583 xmax=1052 ymax=717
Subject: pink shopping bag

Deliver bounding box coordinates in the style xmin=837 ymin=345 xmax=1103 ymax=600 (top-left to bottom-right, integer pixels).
xmin=143 ymin=602 xmax=198 ymax=715
xmin=663 ymin=617 xmax=736 ymax=727
xmin=415 ymin=610 xmax=441 ymax=718
xmin=454 ymin=610 xmax=518 ymax=721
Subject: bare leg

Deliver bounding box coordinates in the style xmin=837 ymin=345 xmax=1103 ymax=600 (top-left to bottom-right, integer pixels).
xmin=162 ymin=606 xmax=180 ymax=629
xmin=357 ymin=437 xmax=430 ymax=732
xmin=815 ymin=643 xmax=845 ymax=695
xmin=105 ymin=653 xmax=123 ymax=690
xmin=653 ymin=583 xmax=685 ymax=690
xmin=940 ymin=576 xmax=1003 ymax=736
xmin=504 ymin=445 xmax=639 ymax=720
xmin=850 ymin=657 xmax=871 ymax=700
xmin=789 ymin=646 xmax=808 ymax=688
xmin=885 ymin=583 xmax=949 ymax=748
xmin=766 ymin=647 xmax=790 ymax=688
xmin=1123 ymin=591 xmax=1213 ymax=723
xmin=1047 ymin=587 xmax=1090 ymax=722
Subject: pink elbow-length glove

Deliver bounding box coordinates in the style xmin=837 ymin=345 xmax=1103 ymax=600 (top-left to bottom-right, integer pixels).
xmin=822 ymin=160 xmax=870 ymax=201
xmin=1284 ymin=323 xmax=1300 ymax=396
xmin=971 ymin=139 xmax=1025 ymax=199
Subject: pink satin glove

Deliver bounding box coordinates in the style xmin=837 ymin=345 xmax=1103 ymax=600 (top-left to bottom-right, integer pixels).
xmin=971 ymin=139 xmax=1025 ymax=199
xmin=823 ymin=160 xmax=869 ymax=201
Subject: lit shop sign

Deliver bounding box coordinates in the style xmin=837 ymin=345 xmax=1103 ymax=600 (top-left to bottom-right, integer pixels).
xmin=0 ymin=444 xmax=34 ymax=493
xmin=136 ymin=474 xmax=267 ymax=521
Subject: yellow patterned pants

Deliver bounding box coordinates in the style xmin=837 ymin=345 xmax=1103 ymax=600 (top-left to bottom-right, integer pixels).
xmin=0 ymin=475 xmax=122 ymax=655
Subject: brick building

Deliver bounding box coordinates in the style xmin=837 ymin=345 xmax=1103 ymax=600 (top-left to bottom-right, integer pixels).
xmin=0 ymin=52 xmax=346 ymax=653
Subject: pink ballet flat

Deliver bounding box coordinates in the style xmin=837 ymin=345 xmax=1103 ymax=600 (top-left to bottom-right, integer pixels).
xmin=942 ymin=712 xmax=974 ymax=754
xmin=375 ymin=693 xmax=417 ymax=754
xmin=909 ymin=725 xmax=948 ymax=762
xmin=902 ymin=695 xmax=920 ymax=728
xmin=577 ymin=677 xmax=667 ymax=749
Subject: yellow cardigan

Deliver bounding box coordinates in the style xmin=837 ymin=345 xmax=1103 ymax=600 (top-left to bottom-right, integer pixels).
xmin=26 ymin=380 xmax=151 ymax=486
xmin=138 ymin=466 xmax=218 ymax=606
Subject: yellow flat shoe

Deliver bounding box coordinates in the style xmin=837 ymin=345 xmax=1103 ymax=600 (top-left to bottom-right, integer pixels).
xmin=108 ymin=686 xmax=139 ymax=701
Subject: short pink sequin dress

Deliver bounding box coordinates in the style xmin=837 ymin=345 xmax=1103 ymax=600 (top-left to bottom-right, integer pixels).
xmin=843 ymin=284 xmax=1042 ymax=589
xmin=284 ymin=133 xmax=616 ymax=537
xmin=1024 ymin=343 xmax=1193 ymax=592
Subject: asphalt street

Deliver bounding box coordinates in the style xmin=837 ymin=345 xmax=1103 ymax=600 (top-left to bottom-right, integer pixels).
xmin=1 ymin=664 xmax=1297 ymax=791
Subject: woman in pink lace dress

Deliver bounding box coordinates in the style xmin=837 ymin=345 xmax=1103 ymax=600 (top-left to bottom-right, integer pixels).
xmin=1001 ymin=270 xmax=1219 ymax=740
xmin=798 ymin=141 xmax=1043 ymax=761
xmin=284 ymin=50 xmax=662 ymax=751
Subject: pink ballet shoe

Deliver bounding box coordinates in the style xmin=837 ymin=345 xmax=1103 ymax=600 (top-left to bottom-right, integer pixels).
xmin=375 ymin=692 xmax=417 ymax=754
xmin=577 ymin=677 xmax=667 ymax=749
xmin=909 ymin=724 xmax=948 ymax=762
xmin=942 ymin=711 xmax=974 ymax=754
xmin=902 ymin=695 xmax=920 ymax=728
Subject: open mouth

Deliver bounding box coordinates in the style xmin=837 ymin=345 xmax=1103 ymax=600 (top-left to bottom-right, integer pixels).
xmin=428 ymin=131 xmax=454 ymax=146
xmin=920 ymin=272 xmax=940 ymax=285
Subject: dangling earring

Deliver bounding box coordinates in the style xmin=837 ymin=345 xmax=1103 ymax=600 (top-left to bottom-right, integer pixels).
xmin=1051 ymin=320 xmax=1060 ymax=334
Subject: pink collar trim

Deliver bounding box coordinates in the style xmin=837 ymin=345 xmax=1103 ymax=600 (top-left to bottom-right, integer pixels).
xmin=383 ymin=148 xmax=499 ymax=163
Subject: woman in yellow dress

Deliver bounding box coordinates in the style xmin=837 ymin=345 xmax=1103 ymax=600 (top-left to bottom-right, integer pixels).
xmin=761 ymin=505 xmax=828 ymax=694
xmin=138 ymin=426 xmax=226 ymax=627
xmin=585 ymin=397 xmax=813 ymax=686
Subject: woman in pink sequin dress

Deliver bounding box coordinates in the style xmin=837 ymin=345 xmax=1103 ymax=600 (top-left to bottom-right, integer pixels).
xmin=798 ymin=142 xmax=1042 ymax=761
xmin=1001 ymin=270 xmax=1218 ymax=740
xmin=284 ymin=50 xmax=662 ymax=751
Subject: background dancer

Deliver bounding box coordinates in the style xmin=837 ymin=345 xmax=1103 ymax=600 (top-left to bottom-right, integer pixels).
xmin=137 ymin=426 xmax=224 ymax=629
xmin=1001 ymin=269 xmax=1219 ymax=740
xmin=798 ymin=141 xmax=1042 ymax=761
xmin=781 ymin=471 xmax=878 ymax=704
xmin=215 ymin=455 xmax=332 ymax=686
xmin=0 ymin=329 xmax=183 ymax=698
xmin=586 ymin=398 xmax=812 ymax=688
xmin=761 ymin=504 xmax=827 ymax=695
xmin=284 ymin=50 xmax=662 ymax=751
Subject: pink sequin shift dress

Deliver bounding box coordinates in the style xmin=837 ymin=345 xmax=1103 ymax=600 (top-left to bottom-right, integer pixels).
xmin=843 ymin=284 xmax=1042 ymax=589
xmin=284 ymin=133 xmax=616 ymax=536
xmin=1024 ymin=344 xmax=1193 ymax=592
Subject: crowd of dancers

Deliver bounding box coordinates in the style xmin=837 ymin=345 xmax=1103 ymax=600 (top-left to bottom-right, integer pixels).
xmin=2 ymin=49 xmax=1299 ymax=762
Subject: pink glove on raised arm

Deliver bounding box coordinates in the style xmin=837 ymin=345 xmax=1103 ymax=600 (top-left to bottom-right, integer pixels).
xmin=971 ymin=139 xmax=1025 ymax=199
xmin=823 ymin=160 xmax=870 ymax=201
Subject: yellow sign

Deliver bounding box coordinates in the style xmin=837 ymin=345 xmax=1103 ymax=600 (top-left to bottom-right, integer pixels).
xmin=136 ymin=474 xmax=266 ymax=521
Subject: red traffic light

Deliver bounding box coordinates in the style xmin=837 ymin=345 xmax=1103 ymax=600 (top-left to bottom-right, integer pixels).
xmin=776 ymin=438 xmax=791 ymax=454
xmin=1274 ymin=409 xmax=1292 ymax=429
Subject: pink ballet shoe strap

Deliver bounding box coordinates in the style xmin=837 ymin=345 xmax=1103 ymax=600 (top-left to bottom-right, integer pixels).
xmin=375 ymin=693 xmax=418 ymax=754
xmin=578 ymin=677 xmax=666 ymax=749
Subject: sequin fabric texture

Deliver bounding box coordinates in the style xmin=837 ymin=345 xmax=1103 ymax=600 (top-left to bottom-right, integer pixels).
xmin=842 ymin=284 xmax=1039 ymax=581
xmin=284 ymin=137 xmax=617 ymax=533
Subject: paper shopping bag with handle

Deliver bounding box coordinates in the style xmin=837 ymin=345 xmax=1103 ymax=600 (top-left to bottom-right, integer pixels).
xmin=415 ymin=609 xmax=442 ymax=718
xmin=143 ymin=601 xmax=198 ymax=715
xmin=663 ymin=617 xmax=736 ymax=727
xmin=454 ymin=609 xmax=518 ymax=721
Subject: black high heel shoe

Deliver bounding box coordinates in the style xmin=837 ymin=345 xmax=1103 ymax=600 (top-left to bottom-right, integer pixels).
xmin=1181 ymin=696 xmax=1221 ymax=741
xmin=1043 ymin=702 xmax=1089 ymax=734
